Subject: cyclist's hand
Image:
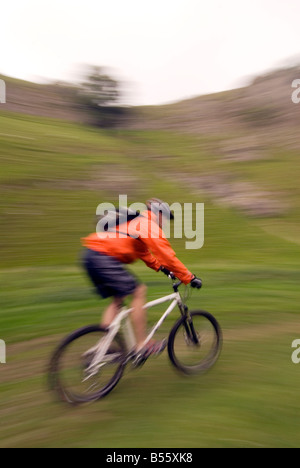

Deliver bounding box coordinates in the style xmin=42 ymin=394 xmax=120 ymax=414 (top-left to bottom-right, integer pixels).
xmin=159 ymin=266 xmax=176 ymax=280
xmin=190 ymin=275 xmax=202 ymax=289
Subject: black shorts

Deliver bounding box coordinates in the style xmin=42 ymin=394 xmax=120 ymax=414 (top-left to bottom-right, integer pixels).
xmin=82 ymin=249 xmax=138 ymax=299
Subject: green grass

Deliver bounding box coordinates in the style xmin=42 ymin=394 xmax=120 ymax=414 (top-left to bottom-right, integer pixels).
xmin=0 ymin=110 xmax=300 ymax=447
xmin=1 ymin=263 xmax=300 ymax=448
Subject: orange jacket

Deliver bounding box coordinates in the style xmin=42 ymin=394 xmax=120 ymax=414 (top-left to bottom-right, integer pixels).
xmin=81 ymin=210 xmax=193 ymax=284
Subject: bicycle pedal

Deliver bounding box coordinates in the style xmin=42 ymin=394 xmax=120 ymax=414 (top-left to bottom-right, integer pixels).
xmin=131 ymin=351 xmax=149 ymax=369
xmin=154 ymin=338 xmax=167 ymax=355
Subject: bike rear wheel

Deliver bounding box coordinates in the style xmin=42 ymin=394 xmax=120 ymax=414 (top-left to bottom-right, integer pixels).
xmin=168 ymin=311 xmax=222 ymax=375
xmin=49 ymin=325 xmax=126 ymax=405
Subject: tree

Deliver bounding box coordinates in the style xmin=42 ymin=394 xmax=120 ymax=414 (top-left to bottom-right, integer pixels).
xmin=78 ymin=66 xmax=125 ymax=128
xmin=81 ymin=66 xmax=119 ymax=107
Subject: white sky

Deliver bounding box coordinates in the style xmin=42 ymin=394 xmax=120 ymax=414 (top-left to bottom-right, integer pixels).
xmin=1 ymin=0 xmax=300 ymax=105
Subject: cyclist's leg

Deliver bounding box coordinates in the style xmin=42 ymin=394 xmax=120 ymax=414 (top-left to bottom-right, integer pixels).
xmin=101 ymin=296 xmax=124 ymax=329
xmin=82 ymin=250 xmax=163 ymax=354
xmin=103 ymin=283 xmax=150 ymax=352
xmin=130 ymin=284 xmax=166 ymax=355
xmin=130 ymin=284 xmax=148 ymax=350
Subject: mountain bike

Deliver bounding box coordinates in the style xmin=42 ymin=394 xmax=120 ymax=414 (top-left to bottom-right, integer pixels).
xmin=49 ymin=280 xmax=222 ymax=405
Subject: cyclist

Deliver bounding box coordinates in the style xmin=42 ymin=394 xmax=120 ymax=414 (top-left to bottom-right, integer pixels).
xmin=81 ymin=198 xmax=202 ymax=357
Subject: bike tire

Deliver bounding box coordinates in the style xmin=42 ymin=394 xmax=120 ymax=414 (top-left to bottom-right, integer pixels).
xmin=168 ymin=311 xmax=222 ymax=375
xmin=49 ymin=325 xmax=126 ymax=405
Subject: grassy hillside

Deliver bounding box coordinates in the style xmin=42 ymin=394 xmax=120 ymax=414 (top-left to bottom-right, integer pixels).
xmin=0 ymin=74 xmax=300 ymax=447
xmin=0 ymin=111 xmax=299 ymax=268
xmin=0 ymin=74 xmax=89 ymax=123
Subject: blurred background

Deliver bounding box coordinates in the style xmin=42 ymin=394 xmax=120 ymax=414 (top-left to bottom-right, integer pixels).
xmin=1 ymin=0 xmax=300 ymax=448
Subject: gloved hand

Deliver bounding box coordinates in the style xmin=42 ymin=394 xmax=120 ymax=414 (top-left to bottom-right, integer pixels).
xmin=190 ymin=275 xmax=202 ymax=289
xmin=159 ymin=266 xmax=176 ymax=280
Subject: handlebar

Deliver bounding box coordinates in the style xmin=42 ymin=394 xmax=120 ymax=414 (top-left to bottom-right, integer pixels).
xmin=171 ymin=277 xmax=202 ymax=291
xmin=172 ymin=280 xmax=182 ymax=292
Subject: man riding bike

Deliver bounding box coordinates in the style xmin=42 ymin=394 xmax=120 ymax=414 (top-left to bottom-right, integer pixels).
xmin=81 ymin=198 xmax=202 ymax=357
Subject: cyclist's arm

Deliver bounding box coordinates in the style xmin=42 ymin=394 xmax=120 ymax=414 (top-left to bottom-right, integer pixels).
xmin=149 ymin=238 xmax=193 ymax=284
xmin=138 ymin=221 xmax=193 ymax=285
xmin=138 ymin=248 xmax=161 ymax=272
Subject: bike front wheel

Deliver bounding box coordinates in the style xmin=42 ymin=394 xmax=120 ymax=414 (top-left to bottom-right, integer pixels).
xmin=49 ymin=325 xmax=126 ymax=405
xmin=168 ymin=311 xmax=222 ymax=375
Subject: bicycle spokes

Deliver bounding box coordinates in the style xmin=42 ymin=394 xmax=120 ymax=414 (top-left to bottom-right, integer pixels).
xmin=168 ymin=311 xmax=222 ymax=374
xmin=50 ymin=327 xmax=126 ymax=404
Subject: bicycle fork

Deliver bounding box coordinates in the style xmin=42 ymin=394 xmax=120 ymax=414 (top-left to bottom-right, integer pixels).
xmin=180 ymin=306 xmax=200 ymax=346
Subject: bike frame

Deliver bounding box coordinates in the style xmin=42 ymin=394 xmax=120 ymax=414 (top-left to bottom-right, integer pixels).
xmin=122 ymin=291 xmax=184 ymax=350
xmin=86 ymin=287 xmax=185 ymax=377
